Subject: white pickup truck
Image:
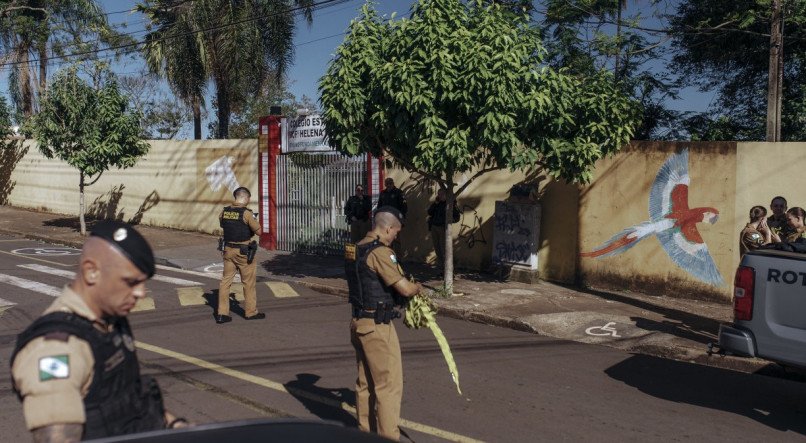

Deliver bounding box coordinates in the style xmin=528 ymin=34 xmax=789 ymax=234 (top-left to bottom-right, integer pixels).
xmin=716 ymin=248 xmax=806 ymax=368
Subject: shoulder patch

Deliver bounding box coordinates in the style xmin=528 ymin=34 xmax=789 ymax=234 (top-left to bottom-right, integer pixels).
xmin=39 ymin=355 xmax=69 ymax=381
xmin=390 ymin=254 xmax=398 ymax=264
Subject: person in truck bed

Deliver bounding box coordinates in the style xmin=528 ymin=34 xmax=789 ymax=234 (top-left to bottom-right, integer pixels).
xmin=740 ymin=205 xmax=778 ymax=257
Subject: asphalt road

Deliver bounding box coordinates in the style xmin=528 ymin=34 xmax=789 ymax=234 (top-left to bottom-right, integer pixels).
xmin=0 ymin=235 xmax=805 ymax=442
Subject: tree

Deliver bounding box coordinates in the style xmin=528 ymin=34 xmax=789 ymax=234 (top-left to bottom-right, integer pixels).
xmin=119 ymin=72 xmax=191 ymax=139
xmin=138 ymin=0 xmax=208 ymax=139
xmin=0 ymin=1 xmax=130 ymax=118
xmin=319 ymin=0 xmax=639 ymax=293
xmin=670 ymin=0 xmax=806 ymax=141
xmin=26 ymin=64 xmax=149 ymax=235
xmin=542 ymin=0 xmax=681 ymax=139
xmin=138 ymin=0 xmax=315 ymax=139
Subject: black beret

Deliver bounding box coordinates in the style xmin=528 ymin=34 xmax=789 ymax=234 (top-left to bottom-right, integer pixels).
xmin=375 ymin=206 xmax=405 ymax=225
xmin=90 ymin=221 xmax=155 ymax=278
xmin=233 ymin=186 xmax=251 ymax=198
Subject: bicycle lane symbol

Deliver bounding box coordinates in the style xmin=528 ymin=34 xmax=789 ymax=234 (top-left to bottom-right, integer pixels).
xmin=585 ymin=322 xmax=621 ymax=338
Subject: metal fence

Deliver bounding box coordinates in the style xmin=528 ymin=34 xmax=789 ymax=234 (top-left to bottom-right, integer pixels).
xmin=276 ymin=152 xmax=366 ymax=255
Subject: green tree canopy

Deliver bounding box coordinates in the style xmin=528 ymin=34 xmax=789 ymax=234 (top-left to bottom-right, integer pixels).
xmin=27 ymin=64 xmax=149 ymax=235
xmin=319 ymin=0 xmax=639 ymax=290
xmin=670 ymin=0 xmax=806 ymax=140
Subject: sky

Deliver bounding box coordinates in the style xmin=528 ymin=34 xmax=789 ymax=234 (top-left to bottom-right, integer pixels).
xmin=5 ymin=0 xmax=714 ymax=138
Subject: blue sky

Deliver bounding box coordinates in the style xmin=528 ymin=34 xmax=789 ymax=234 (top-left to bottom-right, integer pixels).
xmin=15 ymin=0 xmax=713 ymax=138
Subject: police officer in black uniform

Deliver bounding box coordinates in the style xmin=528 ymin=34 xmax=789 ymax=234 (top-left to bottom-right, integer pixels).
xmin=377 ymin=178 xmax=408 ymax=217
xmin=10 ymin=221 xmax=188 ymax=442
xmin=345 ymin=206 xmax=422 ymax=441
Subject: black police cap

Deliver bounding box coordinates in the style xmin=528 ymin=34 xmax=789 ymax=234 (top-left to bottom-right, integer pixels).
xmin=233 ymin=186 xmax=251 ymax=198
xmin=375 ymin=206 xmax=405 ymax=225
xmin=90 ymin=220 xmax=155 ymax=278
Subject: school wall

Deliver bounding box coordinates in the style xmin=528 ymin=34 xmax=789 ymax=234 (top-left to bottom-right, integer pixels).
xmin=578 ymin=141 xmax=738 ymax=301
xmin=1 ymin=139 xmax=258 ymax=235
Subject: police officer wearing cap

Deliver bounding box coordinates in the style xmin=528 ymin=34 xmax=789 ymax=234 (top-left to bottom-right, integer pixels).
xmin=217 ymin=186 xmax=264 ymax=323
xmin=344 ymin=206 xmax=422 ymax=441
xmin=10 ymin=221 xmax=189 ymax=442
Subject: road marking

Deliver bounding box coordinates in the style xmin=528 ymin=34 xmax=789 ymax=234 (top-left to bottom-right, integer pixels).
xmin=585 ymin=322 xmax=621 ymax=338
xmin=131 ymin=296 xmax=156 ymax=312
xmin=136 ymin=342 xmax=482 ymax=443
xmin=177 ymin=287 xmax=207 ymax=306
xmin=12 ymin=247 xmax=81 ymax=256
xmin=265 ymin=282 xmax=298 ymax=298
xmin=156 ymin=264 xmax=221 ymax=280
xmin=0 ymin=273 xmax=61 ymax=297
xmin=0 ymin=250 xmax=71 ymax=267
xmin=20 ymin=264 xmax=202 ymax=286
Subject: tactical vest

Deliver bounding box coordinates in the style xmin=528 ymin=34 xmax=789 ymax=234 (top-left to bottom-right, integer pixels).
xmin=345 ymin=240 xmax=397 ymax=309
xmin=10 ymin=312 xmax=165 ymax=439
xmin=221 ymin=206 xmax=252 ymax=242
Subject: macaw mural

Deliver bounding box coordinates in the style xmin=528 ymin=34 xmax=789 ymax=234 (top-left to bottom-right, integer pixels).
xmin=581 ymin=149 xmax=725 ymax=287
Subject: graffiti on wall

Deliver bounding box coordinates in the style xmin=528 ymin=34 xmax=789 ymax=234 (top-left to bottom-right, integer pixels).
xmin=581 ymin=149 xmax=725 ymax=287
xmin=491 ymin=201 xmax=540 ymax=268
xmin=457 ymin=204 xmax=487 ymax=249
xmin=205 ymin=155 xmax=241 ymax=193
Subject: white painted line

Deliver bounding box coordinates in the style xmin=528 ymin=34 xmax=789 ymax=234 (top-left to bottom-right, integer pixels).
xmin=0 ymin=273 xmax=61 ymax=297
xmin=0 ymin=296 xmax=17 ymax=307
xmin=265 ymin=282 xmax=298 ymax=298
xmin=20 ymin=264 xmax=202 ymax=286
xmin=19 ymin=263 xmax=75 ymax=278
xmin=156 ymin=264 xmax=221 ymax=280
xmin=152 ymin=274 xmax=203 ymax=286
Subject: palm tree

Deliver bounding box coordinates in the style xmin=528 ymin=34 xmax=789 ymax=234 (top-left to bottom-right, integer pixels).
xmin=0 ymin=1 xmax=122 ymax=117
xmin=139 ymin=0 xmax=314 ymax=139
xmin=139 ymin=0 xmax=207 ymax=139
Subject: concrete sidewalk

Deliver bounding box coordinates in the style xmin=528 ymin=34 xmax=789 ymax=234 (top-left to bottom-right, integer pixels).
xmin=0 ymin=205 xmax=774 ymax=374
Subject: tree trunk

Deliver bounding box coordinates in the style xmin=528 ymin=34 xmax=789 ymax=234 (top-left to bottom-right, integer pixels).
xmin=193 ymin=95 xmax=202 ymax=140
xmin=614 ymin=1 xmax=622 ymax=80
xmin=79 ymin=172 xmax=86 ymax=236
xmin=18 ymin=49 xmax=33 ymax=118
xmin=38 ymin=44 xmax=47 ymax=100
xmin=215 ymin=77 xmax=230 ymax=139
xmin=766 ymin=0 xmax=783 ymax=142
xmin=443 ymin=185 xmax=455 ymax=296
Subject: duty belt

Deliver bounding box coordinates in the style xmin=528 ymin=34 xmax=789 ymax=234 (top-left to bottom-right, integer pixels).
xmin=225 ymin=242 xmax=248 ymax=248
xmin=352 ymin=306 xmax=375 ymax=319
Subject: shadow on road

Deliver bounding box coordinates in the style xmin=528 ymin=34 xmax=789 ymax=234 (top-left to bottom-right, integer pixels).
xmin=606 ymin=354 xmax=806 ymax=435
xmin=284 ymin=373 xmax=357 ymax=427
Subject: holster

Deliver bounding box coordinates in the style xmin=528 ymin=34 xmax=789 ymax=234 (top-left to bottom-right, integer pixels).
xmin=246 ymin=240 xmax=258 ymax=264
xmin=217 ymin=237 xmax=224 ymax=252
xmin=373 ymin=301 xmax=401 ymax=324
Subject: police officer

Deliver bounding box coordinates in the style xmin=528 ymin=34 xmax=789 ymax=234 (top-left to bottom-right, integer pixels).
xmin=377 ymin=178 xmax=407 ymax=256
xmin=377 ymin=178 xmax=407 ymax=217
xmin=344 ymin=206 xmax=422 ymax=441
xmin=767 ymin=196 xmax=794 ymax=240
xmin=217 ymin=186 xmax=264 ymax=323
xmin=344 ymin=184 xmax=372 ymax=243
xmin=10 ymin=221 xmax=189 ymax=441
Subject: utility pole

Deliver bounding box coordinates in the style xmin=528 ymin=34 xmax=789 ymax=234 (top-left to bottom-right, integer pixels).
xmin=766 ymin=0 xmax=784 ymax=142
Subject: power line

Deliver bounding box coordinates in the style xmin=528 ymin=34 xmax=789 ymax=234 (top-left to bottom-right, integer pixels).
xmin=0 ymin=0 xmax=352 ymax=71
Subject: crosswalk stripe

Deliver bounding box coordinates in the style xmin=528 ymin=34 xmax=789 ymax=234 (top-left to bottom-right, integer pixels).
xmin=177 ymin=287 xmax=207 ymax=306
xmin=131 ymin=297 xmax=156 ymax=312
xmin=0 ymin=273 xmax=61 ymax=297
xmin=19 ymin=263 xmax=202 ymax=286
xmin=264 ymin=282 xmax=298 ymax=298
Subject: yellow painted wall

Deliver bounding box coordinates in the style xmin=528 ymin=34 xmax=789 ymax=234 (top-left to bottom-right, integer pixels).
xmin=578 ymin=141 xmax=738 ymax=301
xmin=3 ymin=139 xmax=258 ymax=234
xmin=386 ymin=166 xmax=578 ymax=282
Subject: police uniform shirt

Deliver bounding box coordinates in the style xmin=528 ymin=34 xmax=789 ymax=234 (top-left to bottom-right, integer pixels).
xmin=11 ymin=286 xmax=111 ymax=430
xmin=220 ymin=202 xmax=262 ymax=243
xmin=358 ymin=235 xmax=405 ymax=287
xmin=739 ymin=224 xmax=765 ymax=256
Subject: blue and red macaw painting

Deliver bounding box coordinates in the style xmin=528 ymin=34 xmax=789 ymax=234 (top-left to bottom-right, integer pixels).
xmin=581 ymin=149 xmax=725 ymax=287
